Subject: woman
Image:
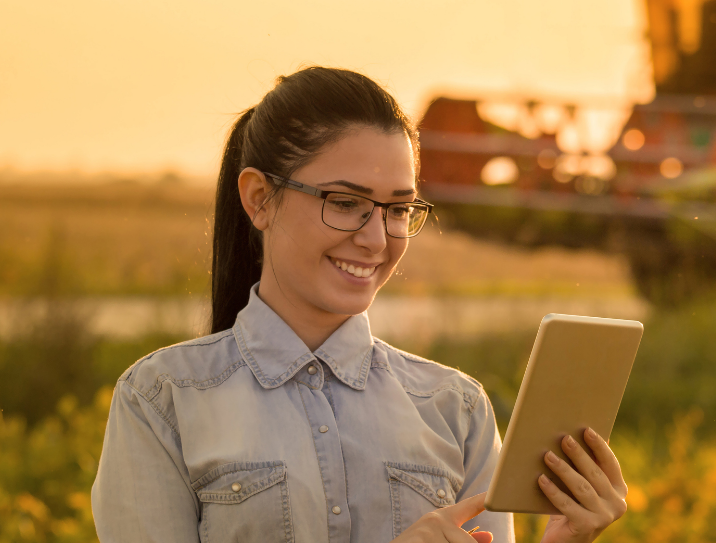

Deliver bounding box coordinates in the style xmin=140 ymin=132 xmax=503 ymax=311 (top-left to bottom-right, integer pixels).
xmin=92 ymin=67 xmax=628 ymax=543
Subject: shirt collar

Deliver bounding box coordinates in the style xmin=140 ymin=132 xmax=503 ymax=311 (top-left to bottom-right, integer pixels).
xmin=233 ymin=283 xmax=374 ymax=391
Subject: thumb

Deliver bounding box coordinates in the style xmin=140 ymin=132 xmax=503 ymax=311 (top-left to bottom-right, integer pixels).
xmin=440 ymin=492 xmax=486 ymax=527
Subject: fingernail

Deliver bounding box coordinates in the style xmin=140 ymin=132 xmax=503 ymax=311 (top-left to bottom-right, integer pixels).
xmin=566 ymin=435 xmax=576 ymax=448
xmin=539 ymin=474 xmax=552 ymax=485
xmin=587 ymin=427 xmax=597 ymax=440
xmin=546 ymin=451 xmax=559 ymax=464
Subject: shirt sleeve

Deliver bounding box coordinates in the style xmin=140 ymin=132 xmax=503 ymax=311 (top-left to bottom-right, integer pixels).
xmin=91 ymin=379 xmax=200 ymax=542
xmin=457 ymin=388 xmax=515 ymax=543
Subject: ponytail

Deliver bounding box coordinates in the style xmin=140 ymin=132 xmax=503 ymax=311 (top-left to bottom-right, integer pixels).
xmin=210 ymin=67 xmax=418 ymax=333
xmin=211 ymin=108 xmax=262 ymax=333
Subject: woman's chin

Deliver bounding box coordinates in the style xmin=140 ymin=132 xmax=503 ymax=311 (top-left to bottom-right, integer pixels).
xmin=320 ymin=290 xmax=376 ymax=317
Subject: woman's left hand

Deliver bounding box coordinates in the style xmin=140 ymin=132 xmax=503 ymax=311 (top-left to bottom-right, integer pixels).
xmin=538 ymin=427 xmax=628 ymax=543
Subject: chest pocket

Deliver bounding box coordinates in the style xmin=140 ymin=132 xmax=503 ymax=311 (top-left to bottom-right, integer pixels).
xmin=386 ymin=461 xmax=458 ymax=538
xmin=192 ymin=460 xmax=294 ymax=543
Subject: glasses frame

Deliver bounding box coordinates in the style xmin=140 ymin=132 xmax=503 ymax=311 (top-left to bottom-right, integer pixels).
xmin=263 ymin=172 xmax=434 ymax=238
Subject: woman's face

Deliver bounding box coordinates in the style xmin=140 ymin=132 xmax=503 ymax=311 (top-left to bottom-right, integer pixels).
xmin=261 ymin=126 xmax=416 ymax=317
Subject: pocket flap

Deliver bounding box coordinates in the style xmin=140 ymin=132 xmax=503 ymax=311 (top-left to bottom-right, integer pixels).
xmin=386 ymin=462 xmax=458 ymax=507
xmin=192 ymin=460 xmax=287 ymax=505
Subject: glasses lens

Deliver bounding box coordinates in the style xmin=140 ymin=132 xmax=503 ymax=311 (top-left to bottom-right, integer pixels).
xmin=386 ymin=203 xmax=429 ymax=238
xmin=323 ymin=193 xmax=374 ymax=231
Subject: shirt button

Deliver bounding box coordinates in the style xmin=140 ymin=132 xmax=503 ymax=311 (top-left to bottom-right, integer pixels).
xmin=436 ymin=489 xmax=446 ymax=498
xmin=307 ymin=365 xmax=318 ymax=375
xmin=332 ymin=505 xmax=342 ymax=515
xmin=231 ymin=483 xmax=242 ymax=493
xmin=319 ymin=425 xmax=329 ymax=433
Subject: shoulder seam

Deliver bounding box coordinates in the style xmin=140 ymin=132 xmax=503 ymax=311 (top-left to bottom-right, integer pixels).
xmin=141 ymin=329 xmax=234 ymax=364
xmin=123 ymin=329 xmax=235 ymax=384
xmin=122 ymin=379 xmax=180 ymax=438
xmin=120 ymin=329 xmax=239 ymax=397
xmin=457 ymin=374 xmax=485 ymax=414
xmin=143 ymin=359 xmax=248 ymax=401
xmin=374 ymin=337 xmax=436 ymax=366
xmin=375 ymin=338 xmax=483 ymax=411
xmin=401 ymin=383 xmax=480 ymax=411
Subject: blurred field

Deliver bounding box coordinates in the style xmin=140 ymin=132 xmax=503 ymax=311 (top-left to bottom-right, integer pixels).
xmin=0 ymin=180 xmax=638 ymax=300
xmin=0 ymin=181 xmax=214 ymax=298
xmin=394 ymin=225 xmax=636 ymax=299
xmin=2 ymin=179 xmax=716 ymax=541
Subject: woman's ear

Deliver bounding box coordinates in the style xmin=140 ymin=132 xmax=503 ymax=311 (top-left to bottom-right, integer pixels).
xmin=238 ymin=168 xmax=273 ymax=231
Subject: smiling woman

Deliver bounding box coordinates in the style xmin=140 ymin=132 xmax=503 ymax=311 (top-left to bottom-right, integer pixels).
xmin=91 ymin=67 xmax=628 ymax=543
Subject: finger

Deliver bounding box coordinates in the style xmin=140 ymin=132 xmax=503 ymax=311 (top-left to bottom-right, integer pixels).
xmin=538 ymin=473 xmax=592 ymax=523
xmin=470 ymin=530 xmax=493 ymax=543
xmin=584 ymin=428 xmax=628 ymax=498
xmin=544 ymin=450 xmax=601 ymax=511
xmin=560 ymin=435 xmax=616 ymax=499
xmin=440 ymin=492 xmax=486 ymax=527
xmin=441 ymin=521 xmax=487 ymax=543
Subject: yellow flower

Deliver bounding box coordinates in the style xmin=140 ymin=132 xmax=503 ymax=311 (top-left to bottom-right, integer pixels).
xmin=16 ymin=493 xmax=49 ymax=522
xmin=625 ymin=484 xmax=648 ymax=513
xmin=67 ymin=492 xmax=91 ymax=511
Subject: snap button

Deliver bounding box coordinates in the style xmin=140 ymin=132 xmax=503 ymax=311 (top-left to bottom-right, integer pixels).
xmin=231 ymin=483 xmax=242 ymax=493
xmin=319 ymin=425 xmax=329 ymax=433
xmin=307 ymin=365 xmax=318 ymax=375
xmin=436 ymin=489 xmax=446 ymax=498
xmin=332 ymin=505 xmax=342 ymax=515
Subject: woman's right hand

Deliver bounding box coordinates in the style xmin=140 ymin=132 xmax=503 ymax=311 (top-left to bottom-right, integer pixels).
xmin=392 ymin=492 xmax=493 ymax=543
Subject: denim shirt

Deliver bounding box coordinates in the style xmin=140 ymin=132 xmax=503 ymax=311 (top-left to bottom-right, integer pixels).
xmin=92 ymin=285 xmax=515 ymax=543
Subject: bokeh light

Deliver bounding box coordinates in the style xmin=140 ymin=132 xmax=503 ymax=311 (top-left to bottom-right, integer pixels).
xmin=537 ymin=149 xmax=558 ymax=169
xmin=481 ymin=157 xmax=520 ymax=186
xmin=553 ymin=153 xmax=583 ymax=182
xmin=534 ymin=104 xmax=566 ymax=134
xmin=556 ymin=122 xmax=582 ymax=154
xmin=584 ymin=154 xmax=617 ymax=180
xmin=660 ymin=157 xmax=684 ymax=178
xmin=623 ymin=128 xmax=646 ymax=150
xmin=477 ymin=103 xmax=527 ymax=133
xmin=518 ymin=113 xmax=542 ymax=139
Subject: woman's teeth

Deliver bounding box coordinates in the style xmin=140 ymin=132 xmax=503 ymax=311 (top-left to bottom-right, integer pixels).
xmin=333 ymin=259 xmax=376 ymax=278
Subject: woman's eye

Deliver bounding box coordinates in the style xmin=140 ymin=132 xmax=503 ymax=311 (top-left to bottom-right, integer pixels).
xmin=389 ymin=205 xmax=409 ymax=218
xmin=326 ymin=198 xmax=362 ymax=213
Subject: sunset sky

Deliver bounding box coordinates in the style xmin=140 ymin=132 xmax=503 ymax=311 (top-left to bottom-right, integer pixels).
xmin=0 ymin=0 xmax=654 ymax=178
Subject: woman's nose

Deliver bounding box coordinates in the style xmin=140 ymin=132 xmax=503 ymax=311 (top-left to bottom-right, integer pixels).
xmin=353 ymin=207 xmax=387 ymax=252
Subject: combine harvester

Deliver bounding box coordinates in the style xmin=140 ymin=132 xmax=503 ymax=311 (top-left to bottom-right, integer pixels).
xmin=419 ymin=0 xmax=716 ymax=306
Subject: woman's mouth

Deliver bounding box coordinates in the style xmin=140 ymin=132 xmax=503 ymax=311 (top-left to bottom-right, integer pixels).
xmin=330 ymin=257 xmax=378 ymax=279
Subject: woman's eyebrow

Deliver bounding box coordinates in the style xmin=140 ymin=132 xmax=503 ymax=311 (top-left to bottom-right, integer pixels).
xmin=392 ymin=188 xmax=417 ymax=196
xmin=316 ymin=180 xmax=417 ymax=196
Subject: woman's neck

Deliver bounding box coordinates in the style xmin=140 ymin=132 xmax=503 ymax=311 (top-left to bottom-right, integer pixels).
xmin=257 ymin=277 xmax=351 ymax=352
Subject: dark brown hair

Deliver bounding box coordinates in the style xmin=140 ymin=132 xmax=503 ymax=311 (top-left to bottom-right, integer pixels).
xmin=211 ymin=66 xmax=418 ymax=333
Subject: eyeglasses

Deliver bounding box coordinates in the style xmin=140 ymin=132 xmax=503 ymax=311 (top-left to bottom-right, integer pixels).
xmin=263 ymin=172 xmax=433 ymax=238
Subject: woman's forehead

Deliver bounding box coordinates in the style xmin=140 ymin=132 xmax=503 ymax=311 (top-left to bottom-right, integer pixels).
xmin=299 ymin=128 xmax=416 ymax=193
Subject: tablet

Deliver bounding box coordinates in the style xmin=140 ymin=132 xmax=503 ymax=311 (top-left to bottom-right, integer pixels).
xmin=484 ymin=314 xmax=643 ymax=515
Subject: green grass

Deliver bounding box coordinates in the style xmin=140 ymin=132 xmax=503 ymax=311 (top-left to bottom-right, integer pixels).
xmin=0 ymin=309 xmax=187 ymax=424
